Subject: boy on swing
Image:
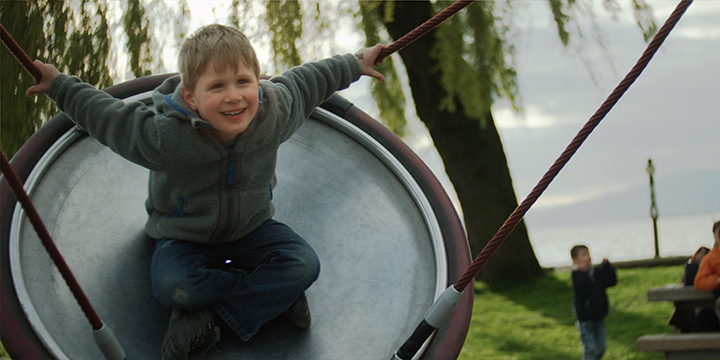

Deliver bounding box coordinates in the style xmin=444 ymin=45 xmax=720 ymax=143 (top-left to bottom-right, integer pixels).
xmin=27 ymin=24 xmax=386 ymax=359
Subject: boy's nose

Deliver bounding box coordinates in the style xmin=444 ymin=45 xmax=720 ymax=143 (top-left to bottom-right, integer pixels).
xmin=225 ymin=88 xmax=242 ymax=102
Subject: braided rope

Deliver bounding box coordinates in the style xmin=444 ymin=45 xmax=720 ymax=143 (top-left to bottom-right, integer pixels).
xmin=1 ymin=23 xmax=103 ymax=331
xmin=377 ymin=0 xmax=474 ymax=62
xmin=454 ymin=0 xmax=694 ymax=291
xmin=0 ymin=24 xmax=42 ymax=81
xmin=0 ymin=151 xmax=104 ymax=330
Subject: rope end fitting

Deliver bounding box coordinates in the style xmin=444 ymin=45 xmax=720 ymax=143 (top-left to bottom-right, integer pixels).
xmin=93 ymin=323 xmax=127 ymax=360
xmin=392 ymin=285 xmax=463 ymax=360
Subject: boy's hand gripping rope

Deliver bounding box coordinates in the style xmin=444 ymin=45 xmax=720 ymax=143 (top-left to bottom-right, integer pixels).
xmin=387 ymin=1 xmax=694 ymax=359
xmin=1 ymin=24 xmax=127 ymax=360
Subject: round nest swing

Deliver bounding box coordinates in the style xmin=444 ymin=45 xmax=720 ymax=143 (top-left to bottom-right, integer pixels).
xmin=0 ymin=73 xmax=473 ymax=359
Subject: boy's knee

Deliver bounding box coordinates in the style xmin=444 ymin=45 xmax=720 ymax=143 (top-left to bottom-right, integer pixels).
xmin=302 ymin=252 xmax=321 ymax=281
xmin=153 ymin=276 xmax=191 ymax=307
xmin=165 ymin=287 xmax=190 ymax=306
xmin=152 ymin=268 xmax=206 ymax=308
xmin=292 ymin=250 xmax=320 ymax=285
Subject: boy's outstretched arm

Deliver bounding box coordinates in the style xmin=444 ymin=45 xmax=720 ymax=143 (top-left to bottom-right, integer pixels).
xmin=25 ymin=60 xmax=61 ymax=97
xmin=355 ymin=44 xmax=386 ymax=83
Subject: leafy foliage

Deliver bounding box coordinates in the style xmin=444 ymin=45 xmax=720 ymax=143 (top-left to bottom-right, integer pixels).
xmin=1 ymin=0 xmax=179 ymax=160
xmin=1 ymin=0 xmax=658 ymax=159
xmin=355 ymin=0 xmax=656 ymax=132
xmin=631 ymin=0 xmax=658 ymax=43
xmin=1 ymin=0 xmax=112 ymax=159
xmin=357 ymin=1 xmax=406 ymax=136
xmin=265 ymin=0 xmax=303 ymax=68
xmin=433 ymin=2 xmax=519 ymax=128
xmin=124 ymin=0 xmax=153 ymax=78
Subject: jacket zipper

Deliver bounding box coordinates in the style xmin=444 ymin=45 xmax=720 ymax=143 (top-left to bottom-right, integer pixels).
xmin=209 ymin=141 xmax=241 ymax=244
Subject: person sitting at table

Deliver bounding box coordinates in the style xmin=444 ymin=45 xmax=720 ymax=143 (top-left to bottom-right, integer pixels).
xmin=693 ymin=220 xmax=720 ymax=332
xmin=683 ymin=246 xmax=710 ymax=285
xmin=670 ymin=246 xmax=713 ymax=332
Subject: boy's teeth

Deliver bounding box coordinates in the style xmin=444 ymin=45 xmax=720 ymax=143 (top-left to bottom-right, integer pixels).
xmin=223 ymin=110 xmax=243 ymax=116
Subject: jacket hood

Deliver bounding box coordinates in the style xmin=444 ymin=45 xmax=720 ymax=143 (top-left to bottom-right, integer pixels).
xmin=152 ymin=75 xmax=212 ymax=130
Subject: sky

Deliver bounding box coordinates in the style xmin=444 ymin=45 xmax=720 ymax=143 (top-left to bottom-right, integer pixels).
xmin=170 ymin=0 xmax=720 ymax=229
xmin=488 ymin=0 xmax=720 ymax=228
xmin=331 ymin=0 xmax=720 ymax=229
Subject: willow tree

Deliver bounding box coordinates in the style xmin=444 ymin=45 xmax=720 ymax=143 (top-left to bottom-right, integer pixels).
xmin=362 ymin=1 xmax=542 ymax=286
xmin=123 ymin=0 xmax=153 ymax=78
xmin=245 ymin=0 xmax=655 ymax=286
xmin=1 ymin=0 xmax=112 ymax=158
xmin=358 ymin=1 xmax=655 ymax=286
xmin=0 ymin=0 xmax=180 ymax=159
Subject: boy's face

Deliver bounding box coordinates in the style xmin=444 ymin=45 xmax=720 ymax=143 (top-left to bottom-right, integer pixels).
xmin=572 ymin=248 xmax=592 ymax=271
xmin=181 ymin=61 xmax=260 ymax=143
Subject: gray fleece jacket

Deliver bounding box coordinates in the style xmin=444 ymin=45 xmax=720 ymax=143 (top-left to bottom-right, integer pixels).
xmin=48 ymin=53 xmax=362 ymax=244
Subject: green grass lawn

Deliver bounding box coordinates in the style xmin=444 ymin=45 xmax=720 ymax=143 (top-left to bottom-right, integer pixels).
xmin=459 ymin=265 xmax=684 ymax=360
xmin=0 ymin=265 xmax=685 ymax=359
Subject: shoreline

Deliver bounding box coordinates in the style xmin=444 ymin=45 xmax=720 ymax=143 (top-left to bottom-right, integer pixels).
xmin=550 ymin=255 xmax=688 ymax=272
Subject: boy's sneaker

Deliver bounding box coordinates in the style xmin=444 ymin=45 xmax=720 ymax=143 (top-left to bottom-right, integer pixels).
xmin=283 ymin=292 xmax=311 ymax=328
xmin=160 ymin=307 xmax=220 ymax=360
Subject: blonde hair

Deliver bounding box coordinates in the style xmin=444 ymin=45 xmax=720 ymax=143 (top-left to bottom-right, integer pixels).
xmin=179 ymin=24 xmax=260 ymax=90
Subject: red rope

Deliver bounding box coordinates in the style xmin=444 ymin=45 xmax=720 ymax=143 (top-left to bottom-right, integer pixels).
xmin=1 ymin=24 xmax=103 ymax=330
xmin=453 ymin=0 xmax=694 ymax=291
xmin=0 ymin=151 xmax=104 ymax=330
xmin=377 ymin=0 xmax=474 ymax=62
xmin=0 ymin=24 xmax=42 ymax=82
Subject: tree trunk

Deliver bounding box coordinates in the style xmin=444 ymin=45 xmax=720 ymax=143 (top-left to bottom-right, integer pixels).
xmin=383 ymin=1 xmax=543 ymax=286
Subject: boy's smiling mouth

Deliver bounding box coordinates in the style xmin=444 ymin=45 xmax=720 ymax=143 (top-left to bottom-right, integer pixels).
xmin=222 ymin=109 xmax=244 ymax=117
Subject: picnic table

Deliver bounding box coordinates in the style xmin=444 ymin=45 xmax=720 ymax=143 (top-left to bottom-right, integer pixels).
xmin=637 ymin=284 xmax=720 ymax=360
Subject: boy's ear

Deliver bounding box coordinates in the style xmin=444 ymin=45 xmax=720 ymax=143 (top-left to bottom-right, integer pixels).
xmin=181 ymin=86 xmax=198 ymax=111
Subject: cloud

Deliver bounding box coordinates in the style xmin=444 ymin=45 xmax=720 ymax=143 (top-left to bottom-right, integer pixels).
xmin=534 ymin=182 xmax=635 ymax=209
xmin=494 ymin=104 xmax=563 ymax=129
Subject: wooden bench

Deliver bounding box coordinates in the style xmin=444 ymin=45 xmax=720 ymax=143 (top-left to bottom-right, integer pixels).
xmin=648 ymin=284 xmax=715 ymax=333
xmin=637 ymin=333 xmax=720 ymax=360
xmin=637 ymin=284 xmax=719 ymax=359
xmin=647 ymin=283 xmax=714 ymax=303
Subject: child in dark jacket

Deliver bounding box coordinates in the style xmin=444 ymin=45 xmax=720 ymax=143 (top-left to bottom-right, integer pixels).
xmin=571 ymin=245 xmax=617 ymax=360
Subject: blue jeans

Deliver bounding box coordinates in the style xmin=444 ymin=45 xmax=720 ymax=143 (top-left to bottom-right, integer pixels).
xmin=150 ymin=219 xmax=320 ymax=341
xmin=577 ymin=319 xmax=606 ymax=360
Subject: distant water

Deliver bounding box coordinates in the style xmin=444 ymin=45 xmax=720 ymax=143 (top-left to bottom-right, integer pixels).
xmin=527 ymin=212 xmax=720 ymax=268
